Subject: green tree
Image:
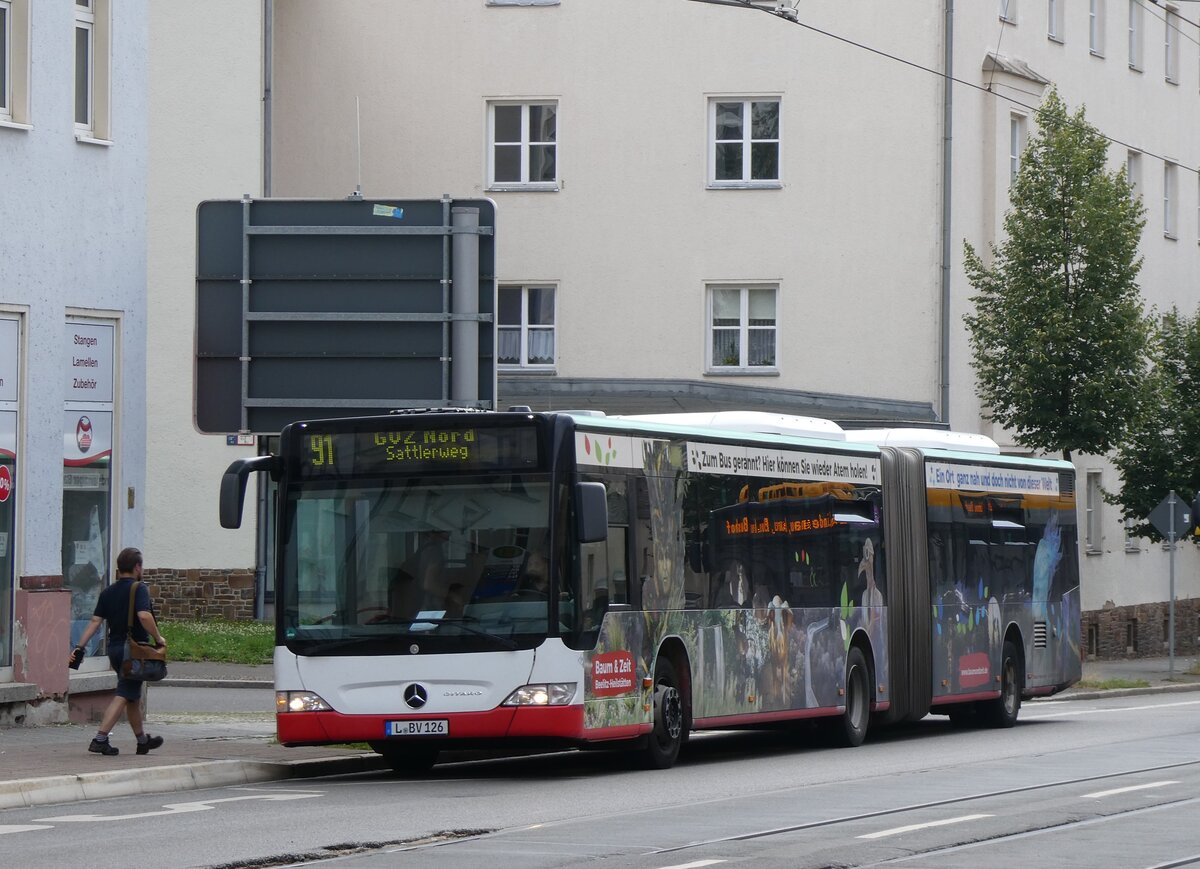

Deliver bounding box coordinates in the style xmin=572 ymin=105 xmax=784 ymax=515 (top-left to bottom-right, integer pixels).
xmin=1111 ymin=307 xmax=1200 ymax=541
xmin=963 ymin=88 xmax=1148 ymax=461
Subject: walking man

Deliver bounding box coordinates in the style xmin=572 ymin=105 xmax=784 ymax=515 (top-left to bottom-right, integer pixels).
xmin=70 ymin=547 xmax=167 ymax=756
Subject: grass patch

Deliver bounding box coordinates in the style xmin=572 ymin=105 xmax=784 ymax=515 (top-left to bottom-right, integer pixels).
xmin=1188 ymin=662 xmax=1200 ymax=677
xmin=1075 ymin=678 xmax=1151 ymax=691
xmin=160 ymin=619 xmax=274 ymax=664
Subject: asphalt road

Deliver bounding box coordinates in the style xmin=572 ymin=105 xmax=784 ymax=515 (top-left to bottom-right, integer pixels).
xmin=3 ymin=691 xmax=1198 ymax=869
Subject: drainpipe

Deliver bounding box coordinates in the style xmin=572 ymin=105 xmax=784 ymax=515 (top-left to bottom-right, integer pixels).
xmin=939 ymin=0 xmax=954 ymax=425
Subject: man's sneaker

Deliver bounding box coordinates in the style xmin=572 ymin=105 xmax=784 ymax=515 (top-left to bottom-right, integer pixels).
xmin=136 ymin=734 xmax=164 ymax=755
xmin=88 ymin=738 xmax=119 ymax=756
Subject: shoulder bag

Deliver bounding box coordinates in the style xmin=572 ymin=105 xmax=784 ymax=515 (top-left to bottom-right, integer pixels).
xmin=119 ymin=581 xmax=168 ymax=682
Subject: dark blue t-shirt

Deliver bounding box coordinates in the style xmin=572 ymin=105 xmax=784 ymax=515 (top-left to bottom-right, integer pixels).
xmin=93 ymin=578 xmax=153 ymax=644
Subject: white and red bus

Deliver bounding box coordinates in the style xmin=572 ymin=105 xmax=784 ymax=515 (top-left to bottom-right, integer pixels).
xmin=220 ymin=409 xmax=1081 ymax=772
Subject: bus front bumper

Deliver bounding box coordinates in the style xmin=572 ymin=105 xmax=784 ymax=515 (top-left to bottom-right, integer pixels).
xmin=277 ymin=704 xmax=586 ymax=747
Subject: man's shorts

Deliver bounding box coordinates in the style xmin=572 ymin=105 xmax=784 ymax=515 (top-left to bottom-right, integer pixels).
xmin=108 ymin=649 xmax=144 ymax=701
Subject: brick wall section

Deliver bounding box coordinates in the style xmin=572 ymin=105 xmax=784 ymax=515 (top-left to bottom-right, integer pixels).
xmin=144 ymin=567 xmax=257 ymax=621
xmin=1083 ymin=598 xmax=1200 ymax=659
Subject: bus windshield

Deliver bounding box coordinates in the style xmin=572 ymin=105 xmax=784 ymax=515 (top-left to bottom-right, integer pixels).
xmin=279 ymin=473 xmax=555 ymax=653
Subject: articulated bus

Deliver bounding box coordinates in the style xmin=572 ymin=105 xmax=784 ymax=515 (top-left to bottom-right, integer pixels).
xmin=219 ymin=409 xmax=1081 ymax=772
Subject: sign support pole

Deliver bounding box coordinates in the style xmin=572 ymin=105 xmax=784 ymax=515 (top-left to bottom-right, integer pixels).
xmin=1168 ymin=490 xmax=1177 ymax=679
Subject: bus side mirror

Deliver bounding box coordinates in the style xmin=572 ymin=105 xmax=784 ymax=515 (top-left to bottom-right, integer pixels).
xmin=576 ymin=481 xmax=608 ymax=544
xmin=219 ymin=455 xmax=279 ymax=529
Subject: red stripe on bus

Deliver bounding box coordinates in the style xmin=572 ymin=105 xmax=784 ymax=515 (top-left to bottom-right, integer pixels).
xmin=930 ymin=691 xmax=999 ymax=705
xmin=693 ymin=706 xmax=842 ymax=728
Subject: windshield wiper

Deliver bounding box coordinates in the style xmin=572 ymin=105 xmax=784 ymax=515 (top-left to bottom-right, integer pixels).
xmin=401 ymin=616 xmax=520 ymax=651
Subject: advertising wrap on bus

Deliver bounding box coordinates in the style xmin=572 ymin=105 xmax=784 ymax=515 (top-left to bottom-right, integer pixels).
xmin=220 ymin=409 xmax=1080 ymax=773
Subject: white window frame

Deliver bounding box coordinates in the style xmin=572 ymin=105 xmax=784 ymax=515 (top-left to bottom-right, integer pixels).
xmin=1085 ymin=470 xmax=1103 ymax=553
xmin=1126 ymin=150 xmax=1142 ymax=200
xmin=1128 ymin=0 xmax=1143 ymax=70
xmin=496 ymin=283 xmax=556 ymax=370
xmin=73 ymin=0 xmax=109 ymax=143
xmin=0 ymin=0 xmax=30 ymax=129
xmin=1089 ymin=0 xmax=1105 ymax=56
xmin=0 ymin=0 xmax=10 ymax=121
xmin=1164 ymin=161 xmax=1178 ymax=239
xmin=1009 ymin=113 xmax=1027 ymax=185
xmin=1048 ymin=0 xmax=1064 ymax=42
xmin=1164 ymin=6 xmax=1180 ymax=84
xmin=706 ymin=284 xmax=779 ymax=373
xmin=707 ymin=97 xmax=781 ymax=189
xmin=1124 ymin=517 xmax=1141 ymax=552
xmin=74 ymin=1 xmax=94 ymax=134
xmin=1000 ymin=0 xmax=1017 ymax=23
xmin=487 ymin=100 xmax=558 ymax=191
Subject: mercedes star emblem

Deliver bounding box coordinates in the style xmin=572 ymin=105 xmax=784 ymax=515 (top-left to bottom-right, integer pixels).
xmin=404 ymin=683 xmax=428 ymax=709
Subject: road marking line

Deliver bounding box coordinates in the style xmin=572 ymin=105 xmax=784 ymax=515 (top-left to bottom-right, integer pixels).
xmin=35 ymin=791 xmax=321 ymax=822
xmin=0 ymin=825 xmax=53 ymax=836
xmin=1026 ymin=699 xmax=1200 ymax=720
xmin=1082 ymin=780 xmax=1180 ymax=799
xmin=655 ymin=861 xmax=727 ymax=869
xmin=857 ymin=814 xmax=992 ymax=840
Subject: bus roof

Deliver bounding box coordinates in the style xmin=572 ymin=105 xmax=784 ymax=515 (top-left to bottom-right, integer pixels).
xmin=843 ymin=428 xmax=1000 ymax=454
xmin=609 ymin=411 xmax=846 ymax=441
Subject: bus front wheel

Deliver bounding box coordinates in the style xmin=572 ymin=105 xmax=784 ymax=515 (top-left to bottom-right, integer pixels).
xmin=638 ymin=656 xmax=686 ymax=769
xmin=370 ymin=742 xmax=440 ymax=775
xmin=833 ymin=646 xmax=870 ymax=747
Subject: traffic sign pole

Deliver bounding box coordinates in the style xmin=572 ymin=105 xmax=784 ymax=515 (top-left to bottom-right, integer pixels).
xmin=1168 ymin=491 xmax=1176 ymax=679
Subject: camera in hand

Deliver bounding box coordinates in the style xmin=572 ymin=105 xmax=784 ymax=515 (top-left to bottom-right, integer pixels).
xmin=69 ymin=647 xmax=84 ymax=670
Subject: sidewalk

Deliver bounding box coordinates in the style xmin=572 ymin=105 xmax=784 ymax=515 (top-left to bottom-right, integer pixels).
xmin=2 ymin=656 xmax=1199 ymax=810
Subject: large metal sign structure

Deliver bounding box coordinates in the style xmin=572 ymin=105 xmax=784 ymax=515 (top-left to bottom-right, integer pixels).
xmin=195 ymin=196 xmax=496 ymax=434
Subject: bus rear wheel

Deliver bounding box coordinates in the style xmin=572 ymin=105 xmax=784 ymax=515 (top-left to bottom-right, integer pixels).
xmin=638 ymin=656 xmax=686 ymax=769
xmin=832 ymin=646 xmax=870 ymax=747
xmin=979 ymin=640 xmax=1022 ymax=728
xmin=370 ymin=742 xmax=440 ymax=775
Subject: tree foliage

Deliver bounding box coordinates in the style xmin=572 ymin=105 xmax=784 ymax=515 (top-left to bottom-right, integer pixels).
xmin=963 ymin=88 xmax=1148 ymax=460
xmin=1111 ymin=308 xmax=1200 ymax=541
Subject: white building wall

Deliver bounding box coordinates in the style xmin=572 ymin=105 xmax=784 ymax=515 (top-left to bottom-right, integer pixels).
xmin=145 ymin=1 xmax=261 ymax=571
xmin=142 ymin=1 xmax=1198 ymax=628
xmin=269 ymin=0 xmax=945 ymax=406
xmin=0 ymin=1 xmax=147 ymax=670
xmin=946 ymin=1 xmax=1200 ymax=613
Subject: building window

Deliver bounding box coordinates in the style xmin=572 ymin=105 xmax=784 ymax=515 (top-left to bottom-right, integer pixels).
xmin=709 ymin=98 xmax=780 ymax=187
xmin=497 ymin=284 xmax=555 ymax=368
xmin=1085 ymin=470 xmax=1102 ymax=553
xmin=1126 ymin=150 xmax=1141 ymax=200
xmin=1009 ymin=114 xmax=1027 ymax=184
xmin=1165 ymin=6 xmax=1180 ymax=83
xmin=0 ymin=315 xmax=19 ymax=671
xmin=708 ymin=285 xmax=777 ymax=371
xmin=488 ymin=101 xmax=557 ymax=190
xmin=1048 ymin=0 xmax=1064 ymax=41
xmin=1164 ymin=162 xmax=1178 ymax=238
xmin=1089 ymin=0 xmax=1105 ymax=55
xmin=1128 ymin=0 xmax=1143 ymax=70
xmin=0 ymin=0 xmax=29 ymax=127
xmin=63 ymin=318 xmax=117 ymax=655
xmin=1124 ymin=517 xmax=1141 ymax=551
xmin=0 ymin=1 xmax=9 ymax=120
xmin=74 ymin=0 xmax=110 ymax=141
xmin=1000 ymin=0 xmax=1016 ymax=23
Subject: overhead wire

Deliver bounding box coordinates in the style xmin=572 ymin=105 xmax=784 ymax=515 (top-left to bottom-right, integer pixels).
xmin=685 ymin=0 xmax=1199 ymax=176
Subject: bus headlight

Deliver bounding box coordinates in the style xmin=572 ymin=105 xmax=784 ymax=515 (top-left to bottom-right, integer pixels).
xmin=276 ymin=691 xmax=332 ymax=713
xmin=502 ymin=683 xmax=577 ymax=706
